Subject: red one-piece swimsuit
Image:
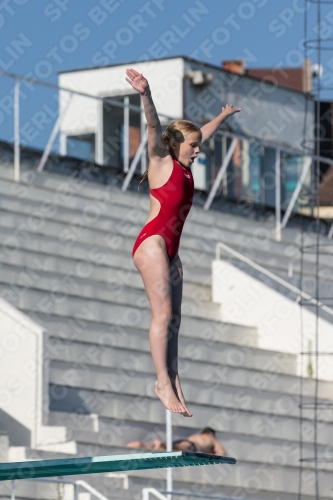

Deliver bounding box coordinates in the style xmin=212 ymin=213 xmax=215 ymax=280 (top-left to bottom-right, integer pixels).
xmin=132 ymin=159 xmax=194 ymax=262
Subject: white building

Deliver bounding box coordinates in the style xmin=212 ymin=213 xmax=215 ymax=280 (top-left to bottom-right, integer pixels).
xmin=58 ymin=56 xmax=314 ymax=203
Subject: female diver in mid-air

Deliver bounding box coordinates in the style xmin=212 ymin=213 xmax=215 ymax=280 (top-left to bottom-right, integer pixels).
xmin=127 ymin=67 xmax=241 ymax=417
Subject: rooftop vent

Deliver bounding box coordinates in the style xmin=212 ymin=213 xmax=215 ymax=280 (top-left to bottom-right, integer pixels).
xmin=222 ymin=59 xmax=245 ymax=75
xmin=187 ymin=70 xmax=214 ymax=85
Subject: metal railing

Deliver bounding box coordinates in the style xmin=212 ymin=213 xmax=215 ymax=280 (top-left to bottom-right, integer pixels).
xmin=0 ymin=70 xmax=175 ymax=185
xmin=10 ymin=474 xmax=128 ymax=500
xmin=142 ymin=488 xmax=259 ymax=500
xmin=215 ymin=241 xmax=333 ymax=318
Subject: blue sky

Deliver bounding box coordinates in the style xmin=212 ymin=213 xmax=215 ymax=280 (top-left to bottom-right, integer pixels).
xmin=0 ymin=0 xmax=332 ymax=151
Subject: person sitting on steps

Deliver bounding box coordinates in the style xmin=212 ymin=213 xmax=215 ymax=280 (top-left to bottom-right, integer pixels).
xmin=126 ymin=427 xmax=226 ymax=455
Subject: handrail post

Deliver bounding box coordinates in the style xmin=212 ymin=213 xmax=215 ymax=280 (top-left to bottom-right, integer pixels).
xmin=143 ymin=488 xmax=169 ymax=500
xmin=142 ymin=488 xmax=150 ymax=500
xmin=14 ymin=79 xmax=20 ymax=182
xmin=74 ymin=482 xmax=79 ymax=500
xmin=123 ymin=96 xmax=130 ymax=173
xmin=11 ymin=480 xmax=15 ymax=500
xmin=275 ymin=148 xmax=281 ymax=241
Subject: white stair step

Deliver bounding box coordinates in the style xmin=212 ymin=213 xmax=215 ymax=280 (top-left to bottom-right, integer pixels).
xmin=0 ymin=286 xmax=257 ymax=347
xmin=0 ymin=250 xmax=211 ymax=300
xmin=0 ymin=167 xmax=316 ymax=247
xmin=0 ymin=204 xmax=327 ymax=273
xmin=48 ymin=338 xmax=331 ymax=399
xmin=48 ymin=387 xmax=333 ymax=447
xmin=0 ymin=226 xmax=211 ymax=285
xmin=39 ymin=425 xmax=71 ymax=445
xmin=7 ymin=445 xmax=75 ymax=462
xmin=49 ymin=362 xmax=331 ymax=423
xmin=36 ymin=441 xmax=77 ymax=454
xmin=42 ymin=313 xmax=294 ymax=375
xmin=0 ymin=265 xmax=220 ymax=321
xmin=43 ymin=413 xmax=333 ymax=471
xmin=0 ymin=163 xmax=327 ymax=255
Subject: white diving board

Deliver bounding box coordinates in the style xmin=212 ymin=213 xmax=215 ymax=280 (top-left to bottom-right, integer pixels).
xmin=0 ymin=451 xmax=236 ymax=481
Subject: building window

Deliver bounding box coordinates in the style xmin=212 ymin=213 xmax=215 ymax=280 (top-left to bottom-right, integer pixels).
xmin=66 ymin=134 xmax=95 ymax=161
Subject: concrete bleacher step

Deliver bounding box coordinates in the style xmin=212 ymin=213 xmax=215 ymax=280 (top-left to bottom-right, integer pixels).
xmin=1 ymin=163 xmax=330 ymax=279
xmin=0 ymin=175 xmax=331 ymax=273
xmin=41 ymin=314 xmax=295 ymax=375
xmin=0 ymin=475 xmax=132 ymax=500
xmin=48 ymin=385 xmax=333 ymax=447
xmin=47 ymin=338 xmax=331 ymax=399
xmin=0 ymin=167 xmax=323 ymax=250
xmin=0 ymin=196 xmax=330 ymax=276
xmin=0 ymin=264 xmax=219 ymax=321
xmin=0 ymin=224 xmax=212 ymax=286
xmin=0 ymin=286 xmax=257 ymax=347
xmin=44 ymin=411 xmax=333 ymax=471
xmin=101 ymin=458 xmax=333 ymax=499
xmin=0 ymin=219 xmax=329 ymax=311
xmin=81 ymin=440 xmax=333 ymax=472
xmin=1 ymin=166 xmax=333 ymax=500
xmin=0 ymin=206 xmax=333 ymax=292
xmin=48 ymin=360 xmax=333 ymax=425
xmin=0 ymin=250 xmax=211 ymax=301
xmin=7 ymin=445 xmax=76 ymax=462
xmin=0 ymin=178 xmax=330 ymax=290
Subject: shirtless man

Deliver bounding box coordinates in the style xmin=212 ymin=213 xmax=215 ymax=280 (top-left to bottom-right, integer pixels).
xmin=126 ymin=428 xmax=226 ymax=455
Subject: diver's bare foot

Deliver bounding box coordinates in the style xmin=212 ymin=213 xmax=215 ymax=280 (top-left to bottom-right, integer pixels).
xmin=154 ymin=380 xmax=188 ymax=416
xmin=174 ymin=376 xmax=192 ymax=417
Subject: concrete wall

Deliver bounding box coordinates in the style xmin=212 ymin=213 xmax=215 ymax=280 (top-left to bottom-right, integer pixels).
xmin=212 ymin=260 xmax=333 ymax=381
xmin=0 ymin=297 xmax=48 ymax=447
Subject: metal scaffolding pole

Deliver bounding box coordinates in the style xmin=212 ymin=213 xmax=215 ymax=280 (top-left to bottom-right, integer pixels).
xmin=281 ymin=156 xmax=312 ymax=228
xmin=166 ymin=410 xmax=173 ymax=500
xmin=204 ymin=137 xmax=238 ymax=211
xmin=37 ymin=93 xmax=73 ymax=173
xmin=121 ymin=128 xmax=148 ymax=192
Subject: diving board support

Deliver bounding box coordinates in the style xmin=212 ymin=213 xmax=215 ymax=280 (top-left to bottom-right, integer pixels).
xmin=166 ymin=410 xmax=172 ymax=500
xmin=0 ymin=452 xmax=236 ymax=481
